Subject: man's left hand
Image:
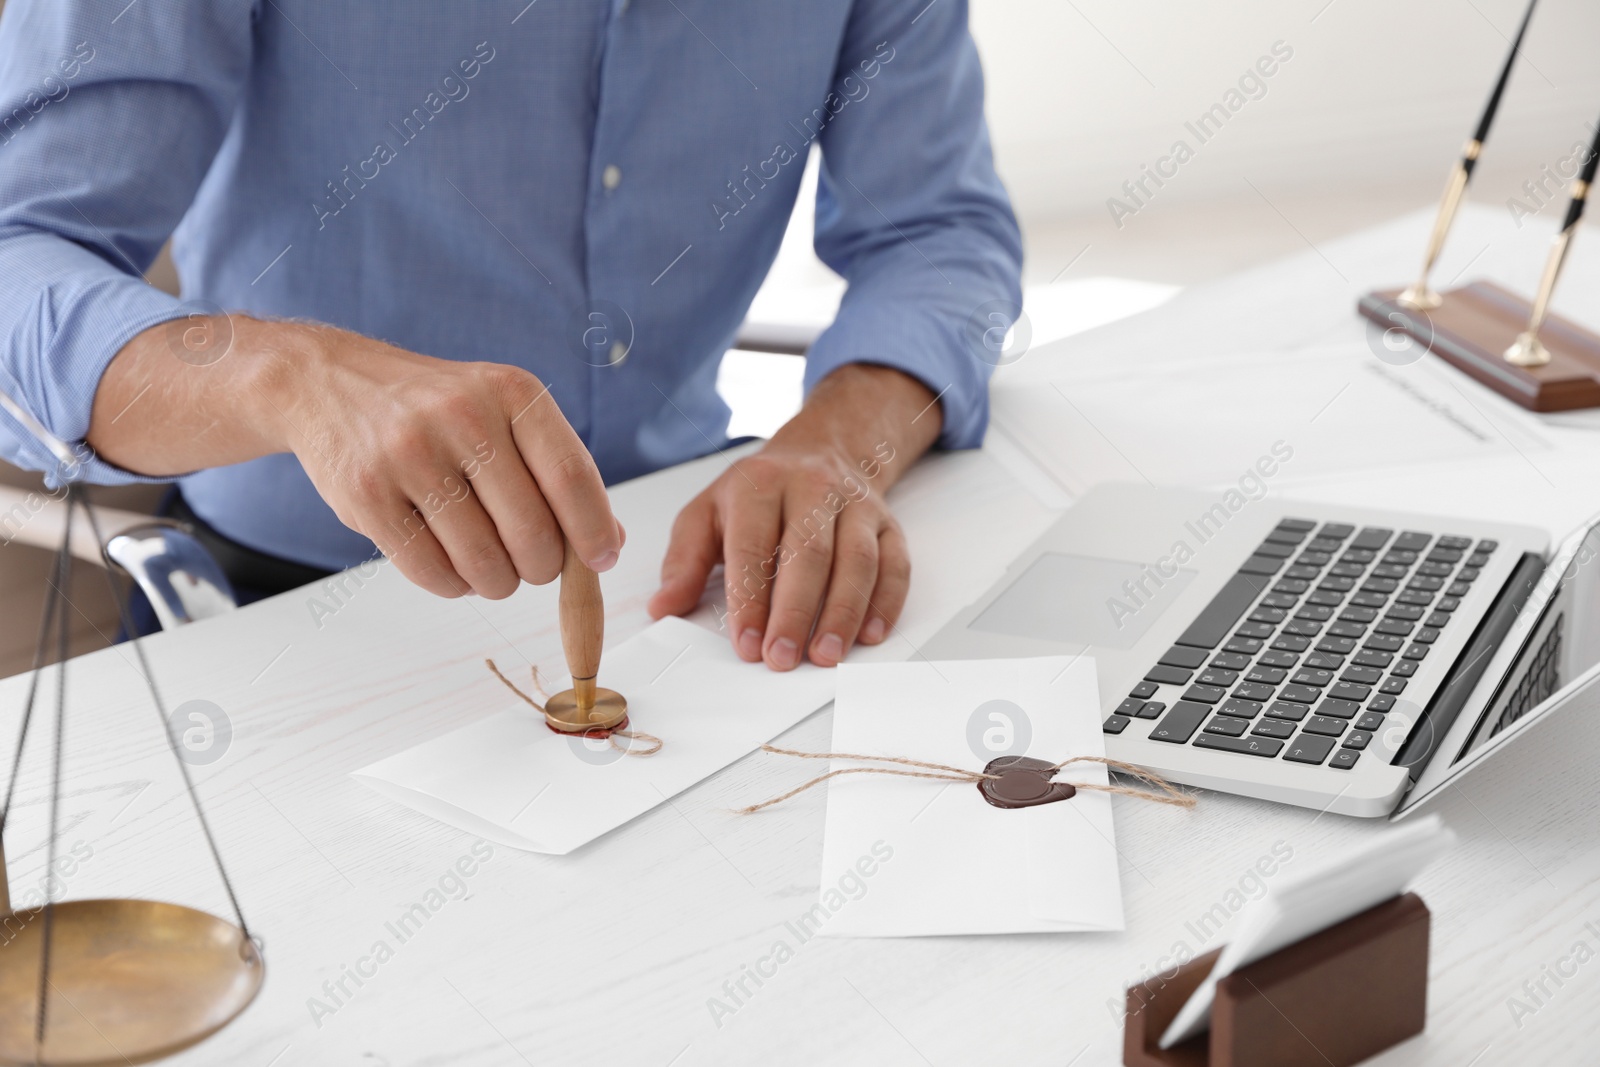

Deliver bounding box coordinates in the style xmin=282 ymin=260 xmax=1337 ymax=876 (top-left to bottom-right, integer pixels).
xmin=647 ymin=364 xmax=942 ymax=670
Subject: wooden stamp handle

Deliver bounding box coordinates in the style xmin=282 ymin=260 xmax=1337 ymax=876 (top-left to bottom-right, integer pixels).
xmin=559 ymin=539 xmax=603 ymax=710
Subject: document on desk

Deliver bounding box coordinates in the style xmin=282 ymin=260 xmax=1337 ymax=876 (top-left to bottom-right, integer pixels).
xmin=815 ymin=656 xmax=1126 ymax=938
xmin=351 ymin=617 xmax=834 ymax=855
xmin=992 ymin=344 xmax=1548 ymax=494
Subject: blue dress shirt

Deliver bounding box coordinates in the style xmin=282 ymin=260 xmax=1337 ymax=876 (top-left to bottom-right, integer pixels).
xmin=0 ymin=0 xmax=1020 ymax=571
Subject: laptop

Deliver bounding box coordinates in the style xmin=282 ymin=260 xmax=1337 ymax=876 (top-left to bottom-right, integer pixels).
xmin=923 ymin=483 xmax=1600 ymax=818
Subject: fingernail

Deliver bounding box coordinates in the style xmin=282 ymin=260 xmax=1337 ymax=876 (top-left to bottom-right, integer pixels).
xmin=768 ymin=637 xmax=799 ymax=670
xmin=588 ymin=549 xmax=619 ymax=572
xmin=814 ymin=633 xmax=844 ymax=664
xmin=862 ymin=617 xmax=886 ymax=643
xmin=737 ymin=627 xmax=763 ymax=661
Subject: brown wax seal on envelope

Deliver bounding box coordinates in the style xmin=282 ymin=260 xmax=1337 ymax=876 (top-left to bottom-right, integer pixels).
xmin=977 ymin=756 xmax=1077 ymax=809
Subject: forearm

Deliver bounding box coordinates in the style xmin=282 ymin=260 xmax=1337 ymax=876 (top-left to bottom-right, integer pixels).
xmin=87 ymin=315 xmax=300 ymax=476
xmin=767 ymin=362 xmax=941 ymax=488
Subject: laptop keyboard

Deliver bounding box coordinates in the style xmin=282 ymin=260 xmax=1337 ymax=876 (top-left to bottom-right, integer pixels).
xmin=1103 ymin=519 xmax=1498 ymax=770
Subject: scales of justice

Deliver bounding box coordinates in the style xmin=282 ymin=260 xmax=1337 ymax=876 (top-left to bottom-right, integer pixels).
xmin=0 ymin=392 xmax=263 ymax=1066
xmin=1357 ymin=0 xmax=1600 ymax=411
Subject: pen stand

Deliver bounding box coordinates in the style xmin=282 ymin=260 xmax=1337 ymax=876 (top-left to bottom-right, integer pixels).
xmin=1358 ymin=282 xmax=1600 ymax=412
xmin=1123 ymin=893 xmax=1429 ymax=1067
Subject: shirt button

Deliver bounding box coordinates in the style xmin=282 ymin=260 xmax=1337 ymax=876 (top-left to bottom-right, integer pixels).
xmin=608 ymin=340 xmax=628 ymax=365
xmin=601 ymin=164 xmax=622 ymax=190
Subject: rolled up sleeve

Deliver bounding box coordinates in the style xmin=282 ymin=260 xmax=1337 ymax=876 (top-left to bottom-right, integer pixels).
xmin=805 ymin=0 xmax=1023 ymax=450
xmin=0 ymin=0 xmax=254 ymax=485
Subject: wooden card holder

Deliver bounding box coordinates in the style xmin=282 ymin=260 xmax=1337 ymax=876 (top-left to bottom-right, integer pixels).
xmin=1358 ymin=282 xmax=1600 ymax=412
xmin=1123 ymin=893 xmax=1430 ymax=1067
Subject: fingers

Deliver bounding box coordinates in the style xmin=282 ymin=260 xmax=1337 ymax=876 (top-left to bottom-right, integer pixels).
xmin=762 ymin=486 xmax=837 ymax=671
xmin=807 ymin=515 xmax=879 ymax=666
xmin=362 ymin=494 xmax=473 ymax=600
xmin=648 ymin=494 xmax=720 ymax=619
xmin=467 ymin=429 xmax=565 ymax=587
xmin=721 ymin=475 xmax=783 ymax=663
xmin=860 ymin=522 xmax=911 ymax=646
xmin=503 ymin=374 xmax=620 ymax=570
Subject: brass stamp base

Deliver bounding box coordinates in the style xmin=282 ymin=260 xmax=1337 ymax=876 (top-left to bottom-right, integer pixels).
xmin=544 ymin=688 xmax=628 ymax=733
xmin=1358 ymin=281 xmax=1600 ymax=412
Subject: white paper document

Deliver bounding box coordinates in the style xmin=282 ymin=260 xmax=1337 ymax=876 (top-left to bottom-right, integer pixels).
xmin=815 ymin=656 xmax=1126 ymax=937
xmin=352 ymin=617 xmax=834 ymax=855
xmin=1160 ymin=815 xmax=1455 ymax=1048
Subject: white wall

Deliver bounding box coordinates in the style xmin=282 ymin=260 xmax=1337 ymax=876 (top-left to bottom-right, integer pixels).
xmin=970 ymin=0 xmax=1600 ymax=229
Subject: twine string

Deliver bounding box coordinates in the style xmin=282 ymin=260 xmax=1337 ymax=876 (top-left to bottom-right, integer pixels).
xmin=485 ymin=659 xmax=661 ymax=756
xmin=734 ymin=744 xmax=1196 ymax=815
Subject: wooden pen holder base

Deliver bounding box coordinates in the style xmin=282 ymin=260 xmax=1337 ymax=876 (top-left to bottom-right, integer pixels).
xmin=1358 ymin=282 xmax=1600 ymax=412
xmin=1123 ymin=893 xmax=1429 ymax=1067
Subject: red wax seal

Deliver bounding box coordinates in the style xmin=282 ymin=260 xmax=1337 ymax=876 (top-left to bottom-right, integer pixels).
xmin=977 ymin=756 xmax=1078 ymax=809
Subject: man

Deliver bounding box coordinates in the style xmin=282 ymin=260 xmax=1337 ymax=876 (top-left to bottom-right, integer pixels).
xmin=0 ymin=0 xmax=1020 ymax=670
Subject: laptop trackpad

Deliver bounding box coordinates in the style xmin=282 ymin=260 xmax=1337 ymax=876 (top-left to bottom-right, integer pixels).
xmin=969 ymin=552 xmax=1198 ymax=650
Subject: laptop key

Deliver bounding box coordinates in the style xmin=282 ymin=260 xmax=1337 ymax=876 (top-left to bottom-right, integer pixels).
xmin=1283 ymin=620 xmax=1322 ymax=636
xmin=1396 ymin=590 xmax=1433 ymax=606
xmin=1318 ymin=576 xmax=1355 ymax=592
xmin=1341 ymin=548 xmax=1377 ymax=563
xmin=1354 ymin=649 xmax=1392 ymax=668
xmin=1236 ymin=622 xmax=1274 ymax=639
xmin=1368 ymin=694 xmax=1396 ymax=712
xmin=1370 ymin=564 xmax=1408 ymax=579
xmin=1259 ymin=650 xmax=1299 ymax=668
xmin=1416 ymin=562 xmax=1452 ymax=578
xmin=1329 ymin=681 xmax=1371 ymax=702
xmin=1316 ymin=636 xmax=1357 ymax=655
xmin=1136 ymin=701 xmax=1166 ymax=719
xmin=1262 ymin=593 xmax=1299 ymax=609
xmin=1251 ymin=719 xmax=1296 ymax=739
xmin=1437 ymin=535 xmax=1472 ymax=550
xmin=1351 ymin=527 xmax=1392 ymax=550
xmin=1350 ymin=592 xmax=1389 ymax=608
xmin=1291 ymin=668 xmax=1334 ymax=687
xmin=1204 ymin=716 xmax=1250 ymax=737
xmin=1114 ymin=698 xmax=1146 ymax=717
xmin=1173 ymin=572 xmax=1272 ymax=650
xmin=1329 ymin=749 xmax=1361 ymax=769
xmin=1426 ymin=547 xmax=1464 ymax=563
xmin=1363 ymin=634 xmax=1403 ymax=652
xmin=1305 ymin=652 xmax=1345 ymax=671
xmin=1265 ymin=528 xmax=1308 ymax=545
xmin=1198 ymin=668 xmax=1239 ymax=688
xmin=1338 ymin=606 xmax=1378 ymax=623
xmin=1303 ymin=715 xmax=1348 ymax=737
xmin=1149 ymin=701 xmax=1212 ymax=743
xmin=1159 ymin=646 xmax=1208 ymax=669
xmin=1329 ymin=622 xmax=1367 ymax=638
xmin=1103 ymin=715 xmax=1131 ymax=734
xmin=1130 ymin=681 xmax=1159 ymax=699
xmin=1284 ymin=565 xmax=1321 ymax=581
xmin=1393 ymin=531 xmax=1431 ymax=551
xmin=1424 ymin=611 xmax=1451 ymax=628
xmin=1295 ymin=604 xmax=1334 ymax=621
xmin=1413 ymin=627 xmax=1441 ymax=644
xmin=1232 ymin=682 xmax=1276 ymax=702
xmin=1435 ymin=596 xmax=1461 ymax=611
xmin=1266 ymin=701 xmax=1311 ymax=721
xmin=1317 ymin=698 xmax=1361 ymax=719
xmin=1374 ymin=619 xmax=1414 ymax=636
xmin=1385 ymin=605 xmax=1423 ymax=621
xmin=1306 ymin=590 xmax=1345 ymax=606
xmin=1297 ymin=550 xmax=1334 ymax=566
xmin=1446 ymin=581 xmax=1471 ymax=597
xmin=1475 ymin=538 xmax=1498 ymax=552
xmin=1194 ymin=733 xmax=1284 ymax=757
xmin=1360 ymin=577 xmax=1398 ymax=593
xmin=1408 ymin=576 xmax=1444 ymax=592
xmin=1380 ymin=677 xmax=1408 ymax=695
xmin=1391 ymin=661 xmax=1417 ymax=678
xmin=1245 ymin=666 xmax=1287 ymax=685
xmin=1145 ymin=665 xmax=1192 ymax=686
xmin=1211 ymin=652 xmax=1251 ymax=671
xmin=1240 ymin=555 xmax=1285 ymax=576
xmin=1183 ymin=684 xmax=1227 ymax=704
xmin=1402 ymin=643 xmax=1429 ymax=660
xmin=1284 ymin=734 xmax=1336 ymax=764
xmin=1254 ymin=541 xmax=1295 ymax=559
xmin=1466 ymin=552 xmax=1491 ymax=568
xmin=1318 ymin=523 xmax=1355 ymax=539
xmin=1224 ymin=637 xmax=1263 ymax=655
xmin=1354 ymin=711 xmax=1385 ymax=731
xmin=1272 ymin=635 xmax=1312 ymax=653
xmin=1340 ymin=666 xmax=1382 ymax=685
xmin=1220 ymin=698 xmax=1263 ymax=718
xmin=1280 ymin=683 xmax=1322 ymax=704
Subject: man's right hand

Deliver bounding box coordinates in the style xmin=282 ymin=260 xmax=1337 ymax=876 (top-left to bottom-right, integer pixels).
xmin=89 ymin=315 xmax=622 ymax=599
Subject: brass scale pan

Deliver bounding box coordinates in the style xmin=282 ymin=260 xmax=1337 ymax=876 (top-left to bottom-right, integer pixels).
xmin=0 ymin=488 xmax=262 ymax=1065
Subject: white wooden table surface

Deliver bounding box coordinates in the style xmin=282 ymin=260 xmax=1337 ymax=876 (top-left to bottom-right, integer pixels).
xmin=5 ymin=204 xmax=1600 ymax=1067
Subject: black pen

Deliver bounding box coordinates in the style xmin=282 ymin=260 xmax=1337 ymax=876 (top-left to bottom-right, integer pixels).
xmin=1400 ymin=0 xmax=1538 ymax=310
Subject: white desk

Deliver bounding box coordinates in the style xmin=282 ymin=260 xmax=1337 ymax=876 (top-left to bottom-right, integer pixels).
xmin=8 ymin=205 xmax=1600 ymax=1066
